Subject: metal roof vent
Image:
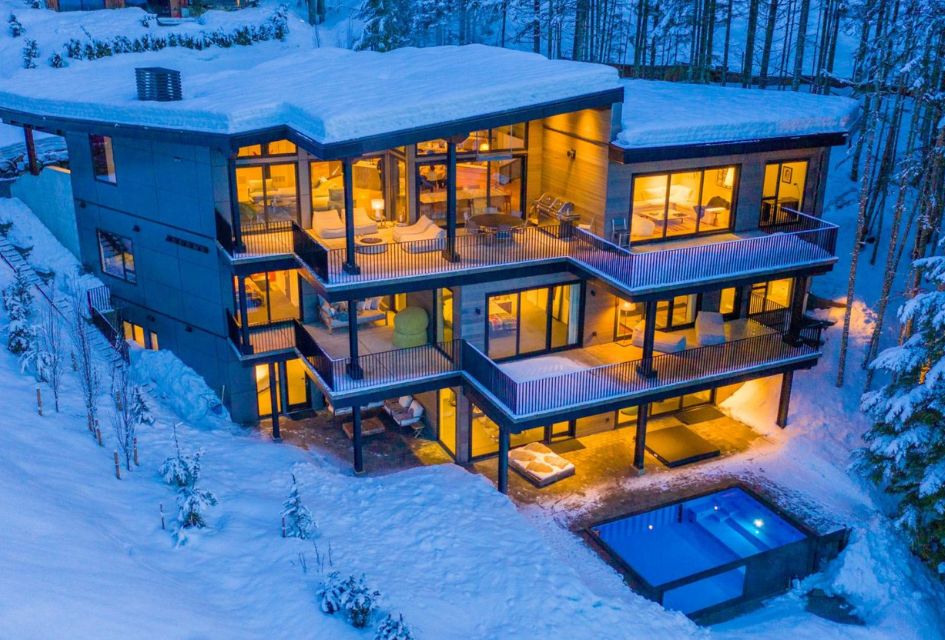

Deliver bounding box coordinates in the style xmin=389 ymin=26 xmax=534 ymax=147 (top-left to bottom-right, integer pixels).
xmin=135 ymin=67 xmax=182 ymax=102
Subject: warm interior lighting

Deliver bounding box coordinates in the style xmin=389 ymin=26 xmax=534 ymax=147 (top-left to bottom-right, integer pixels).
xmin=723 ymin=167 xmax=735 ymax=189
xmin=479 ymin=141 xmax=490 ymax=152
xmin=370 ymin=198 xmax=385 ymax=221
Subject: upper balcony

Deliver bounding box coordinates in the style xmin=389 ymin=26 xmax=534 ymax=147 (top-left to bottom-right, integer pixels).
xmin=217 ymin=209 xmax=838 ymax=300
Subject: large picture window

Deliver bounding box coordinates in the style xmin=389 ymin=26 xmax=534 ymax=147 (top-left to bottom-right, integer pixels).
xmin=486 ymin=283 xmax=580 ymax=360
xmin=630 ymin=165 xmax=737 ymax=242
xmin=235 ymin=163 xmax=299 ymax=228
xmin=97 ymin=230 xmax=136 ymax=283
xmin=90 ymin=135 xmax=116 ymax=184
xmin=761 ymin=160 xmax=808 ymax=225
xmin=238 ymin=270 xmax=300 ymax=326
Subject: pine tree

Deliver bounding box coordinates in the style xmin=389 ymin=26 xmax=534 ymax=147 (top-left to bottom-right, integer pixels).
xmin=375 ymin=613 xmax=413 ymax=640
xmin=281 ymin=473 xmax=317 ymax=539
xmin=48 ymin=52 xmax=66 ymax=68
xmin=861 ymin=254 xmax=945 ymax=574
xmin=22 ymin=38 xmax=38 ymax=69
xmin=175 ymin=450 xmax=217 ymax=529
xmin=8 ymin=13 xmax=24 ymax=37
xmin=355 ymin=0 xmax=413 ymax=51
xmin=341 ymin=575 xmax=381 ymax=628
xmin=316 ymin=570 xmax=346 ymax=614
xmin=3 ymin=270 xmax=34 ymax=355
xmin=160 ymin=424 xmax=202 ymax=488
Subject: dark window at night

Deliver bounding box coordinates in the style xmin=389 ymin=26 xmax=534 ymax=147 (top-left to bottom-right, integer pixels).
xmin=97 ymin=230 xmax=136 ymax=283
xmin=89 ymin=134 xmax=116 ymax=184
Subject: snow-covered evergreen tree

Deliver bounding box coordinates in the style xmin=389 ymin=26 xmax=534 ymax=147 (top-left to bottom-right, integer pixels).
xmin=355 ymin=0 xmax=413 ymax=51
xmin=174 ymin=448 xmax=217 ymax=529
xmin=8 ymin=13 xmax=24 ymax=37
xmin=375 ymin=613 xmax=413 ymax=640
xmin=160 ymin=423 xmax=202 ymax=488
xmin=316 ymin=570 xmax=346 ymax=615
xmin=3 ymin=270 xmax=34 ymax=355
xmin=281 ymin=473 xmax=317 ymax=539
xmin=861 ymin=253 xmax=945 ymax=574
xmin=341 ymin=574 xmax=381 ymax=628
xmin=22 ymin=38 xmax=38 ymax=68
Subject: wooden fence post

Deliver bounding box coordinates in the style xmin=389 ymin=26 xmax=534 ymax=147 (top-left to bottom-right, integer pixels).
xmin=113 ymin=450 xmax=121 ymax=480
xmin=95 ymin=426 xmax=103 ymax=447
xmin=36 ymin=387 xmax=43 ymax=416
xmin=133 ymin=437 xmax=139 ymax=466
xmin=160 ymin=503 xmax=165 ymax=530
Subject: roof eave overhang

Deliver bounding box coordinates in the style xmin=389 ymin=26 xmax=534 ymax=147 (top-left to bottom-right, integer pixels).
xmin=0 ymin=85 xmax=625 ymax=158
xmin=609 ymin=130 xmax=850 ymax=164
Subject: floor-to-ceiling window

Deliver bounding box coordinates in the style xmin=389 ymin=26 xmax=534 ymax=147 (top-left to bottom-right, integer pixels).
xmin=436 ymin=287 xmax=454 ymax=343
xmin=485 ymin=283 xmax=581 ymax=360
xmin=470 ymin=402 xmax=543 ymax=459
xmin=438 ymin=387 xmax=457 ymax=457
xmin=629 ymin=165 xmax=737 ymax=242
xmin=255 ymin=359 xmax=309 ymax=419
xmin=235 ymin=140 xmax=300 ymax=229
xmin=761 ymin=160 xmax=808 ymax=225
xmin=748 ymin=279 xmax=793 ymax=313
xmin=416 ymin=124 xmax=527 ymax=225
xmin=238 ymin=270 xmax=300 ymax=326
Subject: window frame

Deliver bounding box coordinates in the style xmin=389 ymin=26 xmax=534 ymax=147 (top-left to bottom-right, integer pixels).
xmin=89 ymin=134 xmax=117 ymax=185
xmin=96 ymin=229 xmax=136 ymax=284
xmin=626 ymin=163 xmax=740 ymax=244
xmin=760 ymin=158 xmax=810 ymax=227
xmin=483 ymin=281 xmax=583 ymax=362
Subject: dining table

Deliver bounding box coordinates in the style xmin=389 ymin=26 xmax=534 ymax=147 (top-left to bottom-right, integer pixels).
xmin=469 ymin=213 xmax=526 ymax=232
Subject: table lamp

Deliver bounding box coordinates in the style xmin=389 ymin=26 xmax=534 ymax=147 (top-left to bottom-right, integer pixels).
xmin=371 ymin=198 xmax=385 ymax=224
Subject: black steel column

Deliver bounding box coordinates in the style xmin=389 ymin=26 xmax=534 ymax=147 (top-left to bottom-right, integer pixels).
xmin=633 ymin=403 xmax=649 ymax=471
xmin=786 ymin=277 xmax=808 ymax=345
xmin=498 ymin=425 xmax=510 ymax=494
xmin=268 ymin=362 xmax=281 ymax=441
xmin=237 ymin=277 xmax=251 ymax=354
xmin=636 ymin=300 xmax=658 ymax=378
xmin=352 ymin=404 xmax=364 ymax=474
xmin=23 ymin=126 xmax=39 ymax=176
xmin=342 ymin=158 xmax=360 ymax=275
xmin=227 ymin=152 xmax=245 ymax=253
xmin=777 ymin=371 xmax=794 ymax=428
xmin=346 ymin=298 xmax=363 ymax=379
xmin=442 ymin=138 xmax=460 ymax=262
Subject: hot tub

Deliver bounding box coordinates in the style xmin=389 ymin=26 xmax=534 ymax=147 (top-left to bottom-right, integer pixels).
xmin=588 ymin=486 xmax=822 ymax=620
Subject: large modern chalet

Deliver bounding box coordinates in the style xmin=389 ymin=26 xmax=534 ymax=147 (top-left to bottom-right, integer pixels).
xmin=0 ymin=45 xmax=858 ymax=492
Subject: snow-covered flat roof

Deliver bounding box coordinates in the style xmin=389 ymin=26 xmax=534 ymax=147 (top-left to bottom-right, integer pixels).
xmin=617 ymin=79 xmax=859 ymax=150
xmin=0 ymin=44 xmax=622 ymax=145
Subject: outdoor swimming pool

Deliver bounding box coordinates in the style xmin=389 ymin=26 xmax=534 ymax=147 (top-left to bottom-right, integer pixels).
xmin=589 ymin=486 xmax=816 ymax=619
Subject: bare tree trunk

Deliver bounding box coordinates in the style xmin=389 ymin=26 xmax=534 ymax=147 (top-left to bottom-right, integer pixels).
xmin=721 ymin=0 xmax=732 ymax=84
xmin=759 ymin=0 xmax=779 ymax=88
xmin=742 ymin=0 xmax=761 ymax=86
xmin=791 ymin=0 xmax=810 ymax=89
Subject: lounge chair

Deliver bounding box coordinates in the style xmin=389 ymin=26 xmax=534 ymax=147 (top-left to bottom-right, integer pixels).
xmin=384 ymin=395 xmax=425 ymax=435
xmin=695 ymin=311 xmax=726 ymax=346
xmin=393 ymin=215 xmax=436 ymax=242
xmin=401 ymin=226 xmax=446 ymax=253
xmin=311 ymin=208 xmax=378 ymax=240
xmin=631 ymin=320 xmax=687 ymax=353
xmin=508 ymin=442 xmax=575 ymax=487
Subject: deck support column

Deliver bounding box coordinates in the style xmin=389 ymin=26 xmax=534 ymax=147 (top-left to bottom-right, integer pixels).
xmin=227 ymin=152 xmax=245 ymax=253
xmin=346 ymin=298 xmax=363 ymax=379
xmin=342 ymin=158 xmax=360 ymax=275
xmin=786 ymin=277 xmax=808 ymax=345
xmin=236 ymin=277 xmax=251 ymax=354
xmin=23 ymin=125 xmax=39 ymax=176
xmin=352 ymin=404 xmax=364 ymax=474
xmin=633 ymin=403 xmax=649 ymax=472
xmin=268 ymin=362 xmax=281 ymax=441
xmin=635 ymin=300 xmax=658 ymax=378
xmin=498 ymin=425 xmax=510 ymax=494
xmin=442 ymin=136 xmax=462 ymax=263
xmin=776 ymin=371 xmax=794 ymax=428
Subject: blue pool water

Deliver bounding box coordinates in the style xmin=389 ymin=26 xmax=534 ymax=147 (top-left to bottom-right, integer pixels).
xmin=591 ymin=487 xmax=808 ymax=615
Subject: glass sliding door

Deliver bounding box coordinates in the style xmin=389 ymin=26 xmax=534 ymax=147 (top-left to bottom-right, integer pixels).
xmin=235 ymin=163 xmax=299 ymax=228
xmin=438 ymin=388 xmax=457 ymax=457
xmin=239 ymin=270 xmax=300 ymax=327
xmin=485 ymin=283 xmax=581 ymax=360
xmin=653 ymin=294 xmax=697 ymax=330
xmin=761 ymin=160 xmax=808 ymax=225
xmin=436 ymin=287 xmax=454 ymax=343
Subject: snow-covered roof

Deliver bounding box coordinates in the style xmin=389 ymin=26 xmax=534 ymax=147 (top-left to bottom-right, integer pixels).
xmin=0 ymin=44 xmax=622 ymax=145
xmin=617 ymin=79 xmax=859 ymax=150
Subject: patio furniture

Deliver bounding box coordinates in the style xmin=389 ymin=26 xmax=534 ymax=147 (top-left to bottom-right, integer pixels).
xmin=329 ymin=399 xmax=384 ymax=417
xmin=384 ymin=395 xmax=426 ymax=435
xmin=342 ymin=418 xmax=386 ymax=440
xmin=529 ymin=192 xmax=577 ymax=224
xmin=401 ymin=225 xmax=446 ymax=253
xmin=695 ymin=311 xmax=726 ymax=346
xmin=644 ymin=425 xmax=720 ymax=468
xmin=508 ymin=442 xmax=575 ymax=487
xmin=393 ymin=215 xmax=436 ymax=242
xmin=392 ymin=306 xmax=429 ymax=348
xmin=611 ymin=218 xmax=630 ymax=247
xmin=470 ymin=213 xmax=526 ymax=233
xmin=318 ymin=296 xmax=387 ymax=334
xmin=355 ymin=236 xmax=388 ymax=254
xmin=631 ymin=320 xmax=687 ymax=353
xmin=311 ymin=208 xmax=377 ymax=240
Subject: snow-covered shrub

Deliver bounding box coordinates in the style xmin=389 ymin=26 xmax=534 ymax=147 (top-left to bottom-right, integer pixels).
xmin=316 ymin=570 xmax=346 ymax=615
xmin=8 ymin=13 xmax=24 ymax=37
xmin=64 ymin=39 xmax=83 ymax=59
xmin=139 ymin=13 xmax=154 ymax=27
xmin=282 ymin=473 xmax=317 ymax=539
xmin=268 ymin=5 xmax=289 ymax=40
xmin=341 ymin=575 xmax=381 ymax=628
xmin=160 ymin=424 xmax=202 ymax=488
xmin=3 ymin=270 xmax=34 ymax=355
xmin=22 ymin=39 xmax=39 ymax=69
xmin=861 ymin=254 xmax=945 ymax=574
xmin=48 ymin=52 xmax=66 ymax=68
xmin=177 ymin=481 xmax=218 ymax=529
xmin=375 ymin=614 xmax=413 ymax=640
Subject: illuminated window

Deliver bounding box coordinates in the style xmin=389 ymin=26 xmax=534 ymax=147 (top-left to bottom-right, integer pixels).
xmin=237 ymin=140 xmax=296 ymax=157
xmin=122 ymin=321 xmax=158 ymax=350
xmin=762 ymin=160 xmax=808 ymax=225
xmin=89 ymin=135 xmax=116 ymax=184
xmin=630 ymin=166 xmax=737 ymax=242
xmin=97 ymin=230 xmax=136 ymax=283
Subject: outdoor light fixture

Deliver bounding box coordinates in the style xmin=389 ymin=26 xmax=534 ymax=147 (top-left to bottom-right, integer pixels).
xmin=753 ymin=518 xmax=765 ymax=528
